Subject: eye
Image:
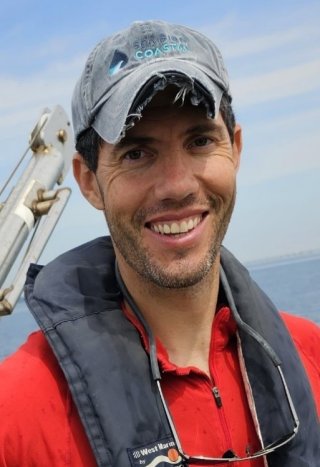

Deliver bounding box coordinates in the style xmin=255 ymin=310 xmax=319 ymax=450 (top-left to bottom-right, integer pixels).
xmin=123 ymin=149 xmax=146 ymax=161
xmin=191 ymin=136 xmax=212 ymax=147
xmin=120 ymin=147 xmax=155 ymax=168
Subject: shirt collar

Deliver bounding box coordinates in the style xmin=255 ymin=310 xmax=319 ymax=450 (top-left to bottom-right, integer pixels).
xmin=121 ymin=302 xmax=237 ymax=375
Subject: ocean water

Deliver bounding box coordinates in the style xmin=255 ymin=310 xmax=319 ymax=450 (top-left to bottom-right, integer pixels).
xmin=0 ymin=254 xmax=319 ymax=361
xmin=249 ymin=253 xmax=320 ymax=326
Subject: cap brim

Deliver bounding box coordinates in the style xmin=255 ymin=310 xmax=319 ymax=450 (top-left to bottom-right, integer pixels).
xmin=92 ymin=59 xmax=225 ymax=144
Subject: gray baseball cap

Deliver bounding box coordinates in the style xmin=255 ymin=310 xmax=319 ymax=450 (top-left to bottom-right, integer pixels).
xmin=72 ymin=20 xmax=230 ymax=144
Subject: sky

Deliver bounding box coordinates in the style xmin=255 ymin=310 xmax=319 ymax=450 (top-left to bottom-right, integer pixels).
xmin=0 ymin=0 xmax=319 ymax=264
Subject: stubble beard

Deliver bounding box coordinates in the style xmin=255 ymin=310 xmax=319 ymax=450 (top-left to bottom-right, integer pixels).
xmin=105 ymin=191 xmax=236 ymax=289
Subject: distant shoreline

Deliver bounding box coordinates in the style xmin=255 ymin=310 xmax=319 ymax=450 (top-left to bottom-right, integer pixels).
xmin=245 ymin=249 xmax=320 ymax=270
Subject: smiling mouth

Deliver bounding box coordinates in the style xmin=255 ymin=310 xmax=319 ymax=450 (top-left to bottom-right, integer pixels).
xmin=146 ymin=213 xmax=207 ymax=236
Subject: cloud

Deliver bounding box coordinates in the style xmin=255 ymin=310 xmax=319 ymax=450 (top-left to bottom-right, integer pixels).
xmin=199 ymin=3 xmax=320 ymax=59
xmin=232 ymin=59 xmax=320 ymax=107
xmin=0 ymin=55 xmax=85 ymax=110
xmin=238 ymin=107 xmax=320 ymax=186
xmin=239 ymin=136 xmax=320 ymax=186
xmin=0 ymin=54 xmax=87 ymax=145
xmin=212 ymin=25 xmax=319 ymax=59
xmin=244 ymin=106 xmax=320 ymax=135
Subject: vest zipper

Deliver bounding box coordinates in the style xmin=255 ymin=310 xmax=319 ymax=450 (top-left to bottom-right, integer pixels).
xmin=209 ymin=376 xmax=234 ymax=455
xmin=212 ymin=386 xmax=222 ymax=408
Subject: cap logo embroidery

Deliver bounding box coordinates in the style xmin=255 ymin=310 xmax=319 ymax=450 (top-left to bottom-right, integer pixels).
xmin=133 ymin=34 xmax=189 ymax=61
xmin=135 ymin=42 xmax=189 ymax=60
xmin=108 ymin=50 xmax=129 ymax=76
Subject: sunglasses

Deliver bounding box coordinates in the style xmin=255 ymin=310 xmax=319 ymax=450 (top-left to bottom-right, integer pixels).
xmin=115 ymin=263 xmax=299 ymax=464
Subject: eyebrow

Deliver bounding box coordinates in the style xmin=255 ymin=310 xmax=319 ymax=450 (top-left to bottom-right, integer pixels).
xmin=184 ymin=122 xmax=225 ymax=139
xmin=112 ymin=120 xmax=226 ymax=153
xmin=113 ymin=136 xmax=157 ymax=151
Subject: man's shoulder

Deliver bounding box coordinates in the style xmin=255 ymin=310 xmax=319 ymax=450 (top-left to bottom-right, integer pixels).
xmin=0 ymin=334 xmax=95 ymax=464
xmin=0 ymin=331 xmax=73 ymax=462
xmin=280 ymin=312 xmax=320 ymax=416
xmin=280 ymin=311 xmax=320 ymax=364
xmin=0 ymin=331 xmax=68 ymax=414
xmin=280 ymin=311 xmax=320 ymax=348
xmin=0 ymin=330 xmax=65 ymax=390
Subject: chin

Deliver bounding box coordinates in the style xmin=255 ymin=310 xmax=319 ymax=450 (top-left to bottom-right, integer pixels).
xmin=139 ymin=255 xmax=218 ymax=289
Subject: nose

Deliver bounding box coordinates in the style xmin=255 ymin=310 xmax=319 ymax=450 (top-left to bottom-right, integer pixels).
xmin=153 ymin=150 xmax=199 ymax=202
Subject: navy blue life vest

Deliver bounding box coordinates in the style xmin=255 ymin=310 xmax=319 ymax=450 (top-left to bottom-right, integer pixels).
xmin=25 ymin=237 xmax=319 ymax=466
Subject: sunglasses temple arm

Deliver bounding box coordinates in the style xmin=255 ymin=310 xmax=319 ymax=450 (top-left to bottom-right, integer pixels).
xmin=220 ymin=267 xmax=282 ymax=366
xmin=277 ymin=365 xmax=300 ymax=432
xmin=156 ymin=380 xmax=185 ymax=453
xmin=115 ymin=260 xmax=161 ymax=380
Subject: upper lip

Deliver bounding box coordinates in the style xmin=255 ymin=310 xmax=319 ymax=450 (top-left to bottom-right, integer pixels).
xmin=145 ymin=208 xmax=209 ymax=225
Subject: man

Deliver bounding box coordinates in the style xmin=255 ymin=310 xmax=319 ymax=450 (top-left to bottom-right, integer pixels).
xmin=0 ymin=20 xmax=319 ymax=467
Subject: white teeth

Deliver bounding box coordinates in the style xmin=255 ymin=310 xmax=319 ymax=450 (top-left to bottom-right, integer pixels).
xmin=180 ymin=221 xmax=188 ymax=233
xmin=151 ymin=216 xmax=201 ymax=235
xmin=170 ymin=223 xmax=179 ymax=234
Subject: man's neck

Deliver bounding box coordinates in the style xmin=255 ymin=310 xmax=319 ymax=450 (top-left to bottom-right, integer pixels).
xmin=118 ymin=257 xmax=221 ymax=375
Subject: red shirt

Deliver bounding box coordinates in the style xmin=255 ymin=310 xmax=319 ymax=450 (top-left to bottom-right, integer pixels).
xmin=124 ymin=305 xmax=264 ymax=465
xmin=0 ymin=309 xmax=319 ymax=466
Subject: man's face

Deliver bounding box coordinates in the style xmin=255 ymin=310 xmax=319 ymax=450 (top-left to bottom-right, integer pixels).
xmin=76 ymin=89 xmax=242 ymax=288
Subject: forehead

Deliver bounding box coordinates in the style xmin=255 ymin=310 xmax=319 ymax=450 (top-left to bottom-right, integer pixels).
xmin=125 ymin=85 xmax=222 ymax=135
xmin=142 ymin=85 xmax=207 ymax=115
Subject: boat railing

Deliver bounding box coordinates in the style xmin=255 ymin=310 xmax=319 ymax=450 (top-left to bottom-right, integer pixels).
xmin=0 ymin=106 xmax=73 ymax=315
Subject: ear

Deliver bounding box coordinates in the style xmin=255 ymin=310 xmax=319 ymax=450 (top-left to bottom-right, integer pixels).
xmin=232 ymin=124 xmax=243 ymax=171
xmin=72 ymin=153 xmax=104 ymax=210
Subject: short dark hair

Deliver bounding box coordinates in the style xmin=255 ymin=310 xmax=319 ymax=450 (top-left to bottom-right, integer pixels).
xmin=220 ymin=93 xmax=236 ymax=144
xmin=75 ymin=92 xmax=236 ymax=172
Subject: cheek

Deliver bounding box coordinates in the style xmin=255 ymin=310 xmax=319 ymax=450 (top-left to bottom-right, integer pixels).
xmin=201 ymin=160 xmax=237 ymax=199
xmin=104 ymin=175 xmax=147 ymax=220
xmin=98 ymin=166 xmax=130 ymax=206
